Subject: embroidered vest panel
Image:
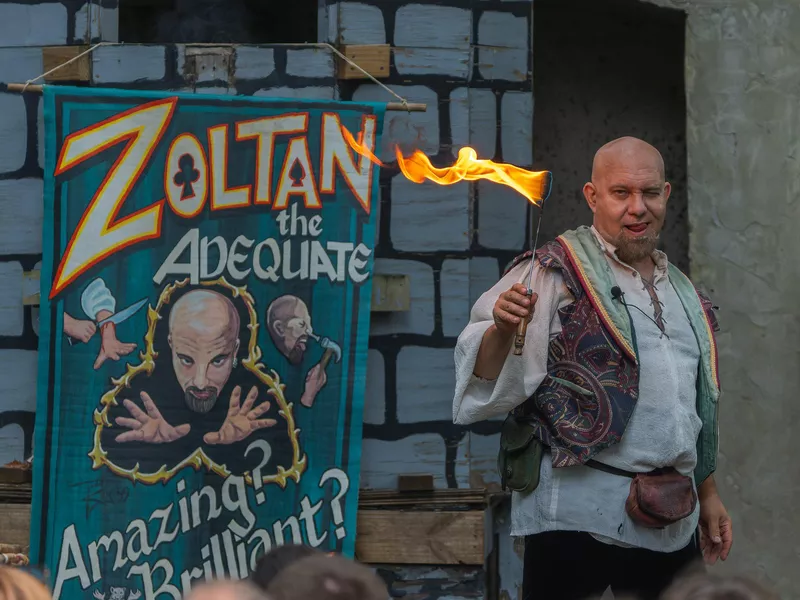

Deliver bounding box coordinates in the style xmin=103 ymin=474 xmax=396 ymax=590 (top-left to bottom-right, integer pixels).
xmin=506 ymin=241 xmax=639 ymax=467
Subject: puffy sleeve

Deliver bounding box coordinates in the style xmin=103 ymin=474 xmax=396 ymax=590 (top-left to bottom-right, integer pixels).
xmin=452 ymin=258 xmax=568 ymax=425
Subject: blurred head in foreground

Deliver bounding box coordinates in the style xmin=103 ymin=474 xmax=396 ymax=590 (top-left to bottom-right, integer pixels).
xmin=661 ymin=573 xmax=779 ymax=600
xmin=0 ymin=567 xmax=52 ymax=600
xmin=267 ymin=554 xmax=388 ymax=600
xmin=185 ymin=580 xmax=268 ymax=600
xmin=250 ymin=544 xmax=322 ymax=591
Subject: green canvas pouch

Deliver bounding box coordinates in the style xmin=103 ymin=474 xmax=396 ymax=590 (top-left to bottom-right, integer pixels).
xmin=497 ymin=413 xmax=544 ymax=494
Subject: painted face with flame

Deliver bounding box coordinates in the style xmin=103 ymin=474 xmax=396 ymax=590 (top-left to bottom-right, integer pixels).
xmin=167 ymin=290 xmax=241 ymax=414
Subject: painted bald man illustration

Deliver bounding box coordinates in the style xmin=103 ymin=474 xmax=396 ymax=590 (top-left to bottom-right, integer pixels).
xmin=114 ymin=289 xmax=276 ymax=445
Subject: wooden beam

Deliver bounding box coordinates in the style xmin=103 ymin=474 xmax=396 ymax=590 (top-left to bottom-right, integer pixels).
xmin=356 ymin=510 xmax=485 ymax=565
xmin=0 ymin=504 xmax=30 ymax=547
xmin=336 ymin=44 xmax=390 ymax=80
xmin=371 ymin=273 xmax=410 ymax=312
xmin=22 ymin=270 xmax=39 ymax=306
xmin=42 ymin=46 xmax=91 ymax=82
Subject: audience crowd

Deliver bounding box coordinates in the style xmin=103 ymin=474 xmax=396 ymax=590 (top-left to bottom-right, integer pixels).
xmin=0 ymin=543 xmax=781 ymax=600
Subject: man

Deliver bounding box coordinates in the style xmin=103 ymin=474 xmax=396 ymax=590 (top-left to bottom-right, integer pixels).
xmin=100 ymin=287 xmax=293 ymax=478
xmin=114 ymin=289 xmax=275 ymax=445
xmin=266 ymin=294 xmax=328 ymax=407
xmin=453 ymin=137 xmax=732 ymax=600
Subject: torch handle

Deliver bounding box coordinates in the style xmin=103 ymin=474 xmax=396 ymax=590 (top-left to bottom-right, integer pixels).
xmin=512 ymin=289 xmax=533 ymax=356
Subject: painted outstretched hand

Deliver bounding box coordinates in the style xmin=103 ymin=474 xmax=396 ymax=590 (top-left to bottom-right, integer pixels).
xmin=115 ymin=392 xmax=190 ymax=444
xmin=203 ymin=386 xmax=277 ymax=445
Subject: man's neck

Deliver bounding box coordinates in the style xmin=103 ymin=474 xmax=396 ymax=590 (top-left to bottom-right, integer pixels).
xmin=631 ymin=257 xmax=656 ymax=282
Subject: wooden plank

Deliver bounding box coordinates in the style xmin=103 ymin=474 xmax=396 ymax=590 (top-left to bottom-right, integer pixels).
xmin=0 ymin=503 xmax=30 ymax=547
xmin=336 ymin=44 xmax=390 ymax=80
xmin=356 ymin=510 xmax=484 ymax=565
xmin=398 ymin=474 xmax=434 ymax=492
xmin=42 ymin=46 xmax=91 ymax=82
xmin=371 ymin=273 xmax=410 ymax=312
xmin=22 ymin=270 xmax=39 ymax=306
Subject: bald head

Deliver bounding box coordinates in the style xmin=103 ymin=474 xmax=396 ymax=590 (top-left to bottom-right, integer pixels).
xmin=168 ymin=289 xmax=241 ymax=413
xmin=266 ymin=295 xmax=312 ymax=366
xmin=583 ymin=137 xmax=671 ymax=268
xmin=591 ymin=136 xmax=665 ymax=183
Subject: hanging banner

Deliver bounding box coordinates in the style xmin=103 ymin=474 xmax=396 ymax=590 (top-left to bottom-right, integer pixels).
xmin=31 ymin=86 xmax=384 ymax=599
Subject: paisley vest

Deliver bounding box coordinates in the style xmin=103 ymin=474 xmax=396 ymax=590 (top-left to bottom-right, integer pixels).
xmin=505 ymin=226 xmax=721 ymax=485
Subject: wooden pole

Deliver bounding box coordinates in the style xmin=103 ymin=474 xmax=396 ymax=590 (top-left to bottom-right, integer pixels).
xmin=3 ymin=84 xmax=426 ymax=111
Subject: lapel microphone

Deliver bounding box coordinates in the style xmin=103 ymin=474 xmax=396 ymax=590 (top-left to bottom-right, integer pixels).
xmin=610 ymin=286 xmax=669 ymax=339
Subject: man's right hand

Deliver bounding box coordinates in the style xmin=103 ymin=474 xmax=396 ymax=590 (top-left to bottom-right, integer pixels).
xmin=114 ymin=391 xmax=190 ymax=444
xmin=492 ymin=283 xmax=538 ymax=336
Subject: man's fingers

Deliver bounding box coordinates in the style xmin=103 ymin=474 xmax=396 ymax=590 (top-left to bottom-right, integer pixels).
xmin=173 ymin=424 xmax=191 ymax=438
xmin=123 ymin=399 xmax=148 ymax=423
xmin=228 ymin=386 xmax=242 ymax=415
xmin=140 ymin=392 xmax=163 ymax=419
xmin=115 ymin=417 xmax=140 ymax=430
xmin=495 ymin=309 xmax=521 ymax=325
xmin=204 ymin=431 xmax=221 ymax=445
xmin=93 ymin=353 xmax=105 ymax=370
xmin=241 ymin=386 xmax=258 ymax=413
xmin=115 ymin=429 xmax=144 ymax=443
xmin=248 ymin=402 xmax=271 ymax=419
xmin=510 ymin=283 xmax=530 ymax=296
xmin=252 ymin=419 xmax=278 ymax=430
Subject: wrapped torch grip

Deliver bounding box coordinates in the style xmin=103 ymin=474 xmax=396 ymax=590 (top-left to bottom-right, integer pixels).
xmin=512 ymin=288 xmax=533 ymax=356
xmin=512 ymin=319 xmax=528 ymax=355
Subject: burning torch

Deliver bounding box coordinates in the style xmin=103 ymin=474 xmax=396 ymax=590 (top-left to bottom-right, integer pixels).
xmin=338 ymin=124 xmax=553 ymax=355
xmin=512 ymin=176 xmax=551 ymax=356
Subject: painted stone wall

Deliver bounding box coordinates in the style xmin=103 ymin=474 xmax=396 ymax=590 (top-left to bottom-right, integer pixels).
xmin=330 ymin=0 xmax=534 ymax=492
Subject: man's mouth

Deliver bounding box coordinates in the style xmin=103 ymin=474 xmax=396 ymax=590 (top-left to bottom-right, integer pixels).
xmin=192 ymin=389 xmax=213 ymax=400
xmin=625 ymin=223 xmax=649 ymax=235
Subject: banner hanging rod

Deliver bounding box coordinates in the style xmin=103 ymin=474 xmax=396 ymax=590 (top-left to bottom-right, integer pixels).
xmin=3 ymin=83 xmax=426 ymax=112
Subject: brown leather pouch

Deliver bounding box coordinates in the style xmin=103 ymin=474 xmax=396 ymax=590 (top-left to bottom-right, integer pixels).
xmin=624 ymin=468 xmax=697 ymax=529
xmin=586 ymin=460 xmax=697 ymax=529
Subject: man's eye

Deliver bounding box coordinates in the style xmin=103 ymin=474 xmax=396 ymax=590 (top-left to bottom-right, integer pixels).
xmin=212 ymin=356 xmax=227 ymax=366
xmin=179 ymin=355 xmax=194 ymax=366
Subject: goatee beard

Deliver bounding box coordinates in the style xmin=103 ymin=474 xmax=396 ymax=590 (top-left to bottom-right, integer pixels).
xmin=185 ymin=387 xmax=218 ymax=413
xmin=287 ymin=344 xmax=305 ymax=366
xmin=614 ymin=232 xmax=659 ymax=265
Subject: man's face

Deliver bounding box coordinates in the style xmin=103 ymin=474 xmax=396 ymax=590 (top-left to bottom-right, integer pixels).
xmin=585 ymin=153 xmax=670 ymax=265
xmin=168 ymin=297 xmax=240 ymax=413
xmin=276 ymin=303 xmax=311 ymax=366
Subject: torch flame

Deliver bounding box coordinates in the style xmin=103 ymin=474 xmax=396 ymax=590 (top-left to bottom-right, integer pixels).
xmin=341 ymin=126 xmax=552 ymax=205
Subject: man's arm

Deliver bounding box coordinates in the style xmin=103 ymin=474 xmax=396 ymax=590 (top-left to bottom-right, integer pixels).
xmin=453 ymin=261 xmax=562 ymax=425
xmin=473 ymin=284 xmax=537 ymax=380
xmin=698 ymin=475 xmax=733 ymax=564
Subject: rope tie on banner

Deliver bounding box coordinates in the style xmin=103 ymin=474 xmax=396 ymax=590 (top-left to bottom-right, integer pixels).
xmin=8 ymin=42 xmax=420 ymax=112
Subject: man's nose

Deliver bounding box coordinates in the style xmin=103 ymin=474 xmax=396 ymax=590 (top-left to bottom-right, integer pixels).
xmin=628 ymin=193 xmax=647 ymax=215
xmin=193 ymin=365 xmax=208 ymax=388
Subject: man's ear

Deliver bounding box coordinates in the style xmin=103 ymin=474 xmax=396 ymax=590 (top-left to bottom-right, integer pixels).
xmin=664 ymin=181 xmax=672 ymax=202
xmin=234 ymin=338 xmax=240 ymax=356
xmin=583 ymin=181 xmax=598 ymax=213
xmin=168 ymin=334 xmax=173 ymax=349
xmin=274 ymin=321 xmax=285 ymax=337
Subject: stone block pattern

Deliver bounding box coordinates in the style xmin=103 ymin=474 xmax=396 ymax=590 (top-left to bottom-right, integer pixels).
xmin=329 ymin=0 xmax=533 ymax=492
